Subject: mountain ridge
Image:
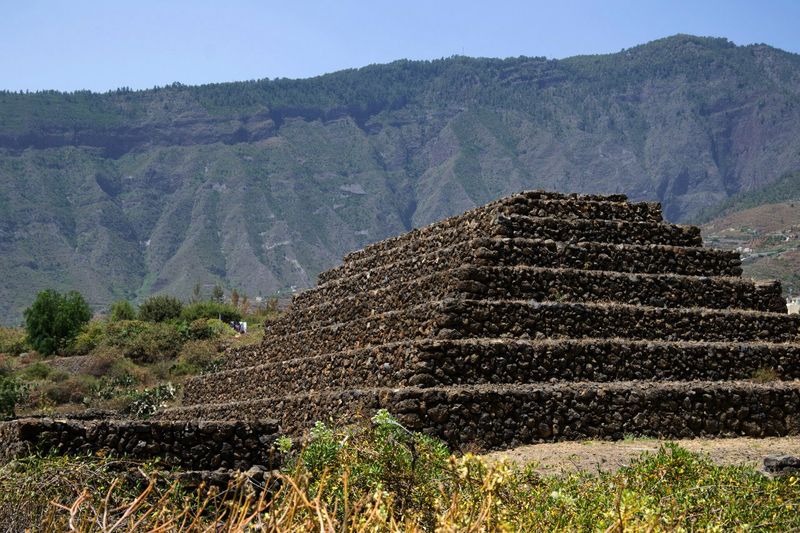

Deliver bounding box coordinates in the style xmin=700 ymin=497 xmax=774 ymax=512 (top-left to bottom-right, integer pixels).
xmin=2 ymin=34 xmax=800 ymax=325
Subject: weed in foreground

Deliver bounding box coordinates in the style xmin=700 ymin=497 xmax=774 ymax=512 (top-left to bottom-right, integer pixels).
xmin=1 ymin=418 xmax=799 ymax=531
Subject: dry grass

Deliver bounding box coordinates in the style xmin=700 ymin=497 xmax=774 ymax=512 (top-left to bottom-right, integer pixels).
xmin=3 ymin=418 xmax=800 ymax=532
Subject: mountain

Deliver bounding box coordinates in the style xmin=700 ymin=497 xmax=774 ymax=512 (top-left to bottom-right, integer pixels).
xmin=699 ymin=171 xmax=800 ymax=298
xmin=2 ymin=34 xmax=800 ymax=325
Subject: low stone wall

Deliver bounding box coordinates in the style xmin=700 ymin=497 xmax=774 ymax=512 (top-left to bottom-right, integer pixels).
xmin=245 ymin=298 xmax=800 ymax=368
xmin=267 ymin=270 xmax=462 ymax=338
xmin=184 ymin=338 xmax=800 ymax=406
xmin=0 ymin=418 xmax=281 ymax=470
xmin=501 ymin=198 xmax=662 ymax=224
xmin=234 ymin=303 xmax=444 ymax=368
xmin=343 ymin=190 xmax=641 ymax=264
xmin=162 ymin=382 xmax=800 ymax=451
xmin=338 ymin=217 xmax=701 ymax=283
xmin=318 ymin=236 xmax=739 ymax=287
xmin=443 ymin=300 xmax=800 ymax=343
xmin=462 ymin=266 xmax=785 ymax=313
xmin=496 ymin=215 xmax=702 ymax=247
xmin=282 ymin=266 xmax=782 ymax=338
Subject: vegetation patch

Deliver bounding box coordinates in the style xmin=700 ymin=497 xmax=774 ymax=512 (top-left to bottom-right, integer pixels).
xmin=2 ymin=288 xmax=277 ymax=418
xmin=1 ymin=416 xmax=798 ymax=531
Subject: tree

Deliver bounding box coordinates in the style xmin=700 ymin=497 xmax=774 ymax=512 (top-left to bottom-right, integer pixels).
xmin=109 ymin=300 xmax=136 ymax=321
xmin=191 ymin=282 xmax=203 ymax=303
xmin=23 ymin=289 xmax=92 ymax=355
xmin=138 ymin=294 xmax=183 ymax=322
xmin=211 ymin=284 xmax=224 ymax=303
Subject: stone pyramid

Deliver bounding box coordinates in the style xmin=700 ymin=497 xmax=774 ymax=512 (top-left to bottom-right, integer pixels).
xmin=163 ymin=191 xmax=800 ymax=452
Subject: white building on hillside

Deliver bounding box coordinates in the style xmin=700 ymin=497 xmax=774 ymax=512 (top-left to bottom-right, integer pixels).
xmin=787 ymin=297 xmax=800 ymax=315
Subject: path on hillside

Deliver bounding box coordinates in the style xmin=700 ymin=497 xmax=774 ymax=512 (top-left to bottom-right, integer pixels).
xmin=485 ymin=436 xmax=800 ymax=474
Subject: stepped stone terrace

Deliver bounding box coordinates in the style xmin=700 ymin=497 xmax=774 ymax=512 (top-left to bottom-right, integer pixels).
xmin=163 ymin=190 xmax=800 ymax=452
xmin=2 ymin=190 xmax=799 ymax=464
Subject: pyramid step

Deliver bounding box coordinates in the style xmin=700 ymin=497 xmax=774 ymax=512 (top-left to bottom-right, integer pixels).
xmin=340 ymin=215 xmax=701 ymax=273
xmin=500 ymin=197 xmax=662 ymax=223
xmin=341 ymin=190 xmax=657 ymax=267
xmin=279 ymin=266 xmax=782 ymax=337
xmin=161 ymin=381 xmax=800 ymax=452
xmin=234 ymin=300 xmax=799 ymax=369
xmin=442 ymin=299 xmax=799 ymax=342
xmin=316 ymin=237 xmax=741 ymax=287
xmin=187 ymin=338 xmax=800 ymax=406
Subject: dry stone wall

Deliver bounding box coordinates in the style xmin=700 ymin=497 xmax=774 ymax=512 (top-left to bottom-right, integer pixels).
xmin=274 ymin=266 xmax=782 ymax=339
xmin=8 ymin=188 xmax=800 ymax=467
xmin=0 ymin=418 xmax=281 ymax=470
xmin=163 ymin=382 xmax=800 ymax=450
xmin=168 ymin=189 xmax=800 ymax=454
xmin=315 ymin=237 xmax=742 ymax=292
xmin=0 ymin=186 xmax=783 ymax=468
xmin=186 ymin=339 xmax=800 ymax=405
xmin=340 ymin=191 xmax=653 ymax=266
xmin=235 ymin=298 xmax=799 ymax=370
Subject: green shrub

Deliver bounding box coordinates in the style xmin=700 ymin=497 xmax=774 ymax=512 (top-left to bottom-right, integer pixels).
xmin=86 ymin=373 xmax=137 ymax=402
xmin=105 ymin=321 xmax=183 ymax=363
xmin=67 ymin=320 xmax=106 ymax=356
xmin=23 ymin=289 xmax=92 ymax=355
xmin=19 ymin=361 xmax=52 ymax=381
xmin=181 ymin=301 xmax=241 ymax=323
xmin=186 ymin=318 xmax=232 ymax=340
xmin=0 ymin=327 xmax=27 ymax=355
xmin=0 ymin=374 xmax=23 ymax=419
xmin=171 ymin=340 xmax=222 ymax=376
xmin=138 ymin=295 xmax=183 ymax=323
xmin=42 ymin=375 xmax=96 ymax=405
xmin=130 ymin=325 xmax=181 ymax=364
xmin=105 ymin=320 xmax=148 ymax=345
xmin=288 ymin=409 xmax=451 ymax=526
xmin=128 ymin=383 xmax=176 ymax=418
xmin=109 ymin=300 xmax=136 ymax=322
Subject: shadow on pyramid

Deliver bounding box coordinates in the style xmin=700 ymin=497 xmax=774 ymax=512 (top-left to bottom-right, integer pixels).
xmin=162 ymin=190 xmax=800 ymax=452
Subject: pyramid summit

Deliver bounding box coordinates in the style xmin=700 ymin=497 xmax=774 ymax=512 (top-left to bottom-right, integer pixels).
xmin=160 ymin=190 xmax=800 ymax=451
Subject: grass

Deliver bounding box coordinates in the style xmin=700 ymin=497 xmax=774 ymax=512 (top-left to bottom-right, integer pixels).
xmin=1 ymin=414 xmax=799 ymax=531
xmin=752 ymin=367 xmax=780 ymax=383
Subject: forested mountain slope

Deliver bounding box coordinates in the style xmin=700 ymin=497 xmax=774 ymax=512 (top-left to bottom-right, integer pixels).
xmin=2 ymin=34 xmax=800 ymax=324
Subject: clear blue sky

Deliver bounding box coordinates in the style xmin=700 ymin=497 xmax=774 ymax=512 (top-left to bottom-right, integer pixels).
xmin=1 ymin=0 xmax=798 ymax=93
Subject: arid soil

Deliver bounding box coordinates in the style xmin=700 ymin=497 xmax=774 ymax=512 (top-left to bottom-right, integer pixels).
xmin=485 ymin=436 xmax=800 ymax=474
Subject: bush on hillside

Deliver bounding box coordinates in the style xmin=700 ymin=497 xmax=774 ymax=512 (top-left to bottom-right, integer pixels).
xmin=180 ymin=301 xmax=241 ymax=323
xmin=171 ymin=340 xmax=222 ymax=376
xmin=67 ymin=320 xmax=106 ymax=356
xmin=0 ymin=327 xmax=27 ymax=356
xmin=0 ymin=372 xmax=23 ymax=419
xmin=138 ymin=295 xmax=183 ymax=323
xmin=23 ymin=289 xmax=92 ymax=356
xmin=19 ymin=361 xmax=52 ymax=381
xmin=41 ymin=375 xmax=96 ymax=405
xmin=186 ymin=318 xmax=232 ymax=340
xmin=104 ymin=320 xmax=148 ymax=348
xmin=109 ymin=300 xmax=136 ymax=322
xmin=105 ymin=320 xmax=182 ymax=363
xmin=128 ymin=383 xmax=176 ymax=418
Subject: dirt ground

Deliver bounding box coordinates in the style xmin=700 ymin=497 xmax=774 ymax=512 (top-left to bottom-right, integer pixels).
xmin=484 ymin=436 xmax=800 ymax=475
